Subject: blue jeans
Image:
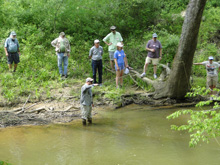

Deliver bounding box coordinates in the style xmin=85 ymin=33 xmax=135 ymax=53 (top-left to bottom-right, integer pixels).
xmin=92 ymin=60 xmax=102 ymax=84
xmin=57 ymin=53 xmax=68 ymax=75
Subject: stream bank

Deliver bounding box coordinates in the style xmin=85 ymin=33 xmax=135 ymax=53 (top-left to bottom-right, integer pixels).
xmin=0 ymin=84 xmax=207 ymax=128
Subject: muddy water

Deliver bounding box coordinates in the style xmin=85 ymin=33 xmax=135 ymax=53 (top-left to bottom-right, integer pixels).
xmin=0 ymin=104 xmax=220 ymax=165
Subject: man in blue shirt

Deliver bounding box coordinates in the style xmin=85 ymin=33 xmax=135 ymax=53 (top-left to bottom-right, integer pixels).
xmin=4 ymin=31 xmax=21 ymax=72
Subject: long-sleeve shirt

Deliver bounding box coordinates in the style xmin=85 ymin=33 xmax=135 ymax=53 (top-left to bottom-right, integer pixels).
xmin=51 ymin=37 xmax=70 ymax=55
xmin=80 ymin=84 xmax=93 ymax=106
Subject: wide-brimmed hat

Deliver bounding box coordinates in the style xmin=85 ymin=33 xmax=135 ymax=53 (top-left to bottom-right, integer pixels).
xmin=110 ymin=26 xmax=116 ymax=30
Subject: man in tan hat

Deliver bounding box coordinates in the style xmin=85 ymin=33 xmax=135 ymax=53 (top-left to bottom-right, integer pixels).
xmin=80 ymin=78 xmax=98 ymax=126
xmin=51 ymin=32 xmax=70 ymax=78
xmin=103 ymin=26 xmax=123 ymax=70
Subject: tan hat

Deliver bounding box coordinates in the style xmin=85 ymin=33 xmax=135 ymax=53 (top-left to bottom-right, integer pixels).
xmin=60 ymin=32 xmax=65 ymax=36
xmin=86 ymin=77 xmax=93 ymax=82
xmin=110 ymin=26 xmax=116 ymax=30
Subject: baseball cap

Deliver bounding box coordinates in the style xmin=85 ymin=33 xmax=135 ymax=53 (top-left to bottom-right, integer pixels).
xmin=208 ymin=56 xmax=214 ymax=60
xmin=153 ymin=33 xmax=158 ymax=38
xmin=110 ymin=26 xmax=116 ymax=30
xmin=94 ymin=39 xmax=100 ymax=44
xmin=60 ymin=32 xmax=65 ymax=36
xmin=11 ymin=31 xmax=16 ymax=36
xmin=86 ymin=77 xmax=93 ymax=82
xmin=116 ymin=42 xmax=123 ymax=47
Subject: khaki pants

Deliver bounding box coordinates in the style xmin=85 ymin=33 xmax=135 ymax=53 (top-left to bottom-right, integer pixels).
xmin=81 ymin=105 xmax=92 ymax=120
xmin=145 ymin=57 xmax=159 ymax=65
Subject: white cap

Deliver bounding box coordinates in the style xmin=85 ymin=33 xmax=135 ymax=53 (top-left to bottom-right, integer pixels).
xmin=116 ymin=42 xmax=123 ymax=47
xmin=209 ymin=56 xmax=214 ymax=60
xmin=86 ymin=77 xmax=93 ymax=82
xmin=94 ymin=39 xmax=100 ymax=44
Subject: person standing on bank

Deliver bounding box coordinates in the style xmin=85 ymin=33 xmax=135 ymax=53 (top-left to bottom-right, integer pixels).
xmin=114 ymin=42 xmax=129 ymax=88
xmin=51 ymin=32 xmax=70 ymax=78
xmin=89 ymin=39 xmax=103 ymax=86
xmin=141 ymin=33 xmax=162 ymax=79
xmin=80 ymin=78 xmax=98 ymax=126
xmin=194 ymin=56 xmax=220 ymax=99
xmin=103 ymin=26 xmax=123 ymax=70
xmin=4 ymin=31 xmax=21 ymax=72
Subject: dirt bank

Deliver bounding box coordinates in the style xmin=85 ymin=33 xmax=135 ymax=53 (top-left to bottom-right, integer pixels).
xmin=0 ymin=88 xmax=208 ymax=128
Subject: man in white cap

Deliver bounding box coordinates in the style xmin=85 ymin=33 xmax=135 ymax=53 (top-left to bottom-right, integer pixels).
xmin=80 ymin=77 xmax=98 ymax=126
xmin=4 ymin=31 xmax=21 ymax=72
xmin=194 ymin=56 xmax=220 ymax=99
xmin=141 ymin=33 xmax=162 ymax=79
xmin=51 ymin=32 xmax=70 ymax=78
xmin=89 ymin=39 xmax=103 ymax=86
xmin=103 ymin=26 xmax=123 ymax=70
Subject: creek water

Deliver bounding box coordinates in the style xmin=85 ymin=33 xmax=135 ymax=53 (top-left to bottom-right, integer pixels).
xmin=0 ymin=104 xmax=220 ymax=165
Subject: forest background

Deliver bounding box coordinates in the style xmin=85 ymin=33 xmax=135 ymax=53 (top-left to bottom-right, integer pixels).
xmin=0 ymin=0 xmax=220 ymax=102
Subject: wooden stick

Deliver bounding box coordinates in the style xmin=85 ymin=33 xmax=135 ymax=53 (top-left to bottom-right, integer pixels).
xmin=22 ymin=94 xmax=31 ymax=111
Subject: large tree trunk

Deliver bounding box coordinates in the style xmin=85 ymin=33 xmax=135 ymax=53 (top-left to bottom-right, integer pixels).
xmin=154 ymin=0 xmax=207 ymax=99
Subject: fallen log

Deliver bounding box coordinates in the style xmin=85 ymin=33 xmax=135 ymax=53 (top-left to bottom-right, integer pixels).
xmin=27 ymin=107 xmax=46 ymax=113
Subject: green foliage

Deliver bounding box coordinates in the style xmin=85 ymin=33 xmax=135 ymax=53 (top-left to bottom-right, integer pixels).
xmin=168 ymin=87 xmax=220 ymax=147
xmin=0 ymin=160 xmax=11 ymax=165
xmin=0 ymin=0 xmax=219 ymax=101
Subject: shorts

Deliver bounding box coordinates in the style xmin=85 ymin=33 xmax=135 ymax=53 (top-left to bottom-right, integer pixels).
xmin=7 ymin=52 xmax=20 ymax=64
xmin=207 ymin=76 xmax=218 ymax=86
xmin=109 ymin=51 xmax=114 ymax=61
xmin=115 ymin=63 xmax=125 ymax=71
xmin=145 ymin=56 xmax=159 ymax=65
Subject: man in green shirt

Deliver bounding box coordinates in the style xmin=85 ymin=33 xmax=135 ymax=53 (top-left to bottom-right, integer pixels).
xmin=103 ymin=26 xmax=123 ymax=70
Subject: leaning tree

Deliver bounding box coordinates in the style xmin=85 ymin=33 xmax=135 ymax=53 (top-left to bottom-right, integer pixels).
xmin=131 ymin=0 xmax=207 ymax=99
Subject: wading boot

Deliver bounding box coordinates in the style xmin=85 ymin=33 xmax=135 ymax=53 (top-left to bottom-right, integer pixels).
xmin=88 ymin=118 xmax=92 ymax=125
xmin=82 ymin=119 xmax=86 ymax=126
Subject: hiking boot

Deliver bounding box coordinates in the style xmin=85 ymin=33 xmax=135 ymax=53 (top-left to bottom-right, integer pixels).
xmin=154 ymin=74 xmax=157 ymax=79
xmin=141 ymin=72 xmax=146 ymax=78
xmin=82 ymin=119 xmax=86 ymax=126
xmin=88 ymin=118 xmax=92 ymax=124
xmin=64 ymin=75 xmax=68 ymax=78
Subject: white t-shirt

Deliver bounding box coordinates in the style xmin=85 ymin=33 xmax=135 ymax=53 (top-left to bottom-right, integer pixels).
xmin=202 ymin=61 xmax=219 ymax=77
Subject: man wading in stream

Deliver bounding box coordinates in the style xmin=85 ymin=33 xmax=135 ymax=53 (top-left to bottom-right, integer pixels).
xmin=80 ymin=78 xmax=98 ymax=126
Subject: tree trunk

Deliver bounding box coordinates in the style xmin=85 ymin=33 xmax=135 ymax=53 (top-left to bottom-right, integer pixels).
xmin=154 ymin=0 xmax=207 ymax=99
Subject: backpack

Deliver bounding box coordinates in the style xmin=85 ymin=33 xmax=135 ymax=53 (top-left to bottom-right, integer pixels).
xmin=59 ymin=39 xmax=66 ymax=53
